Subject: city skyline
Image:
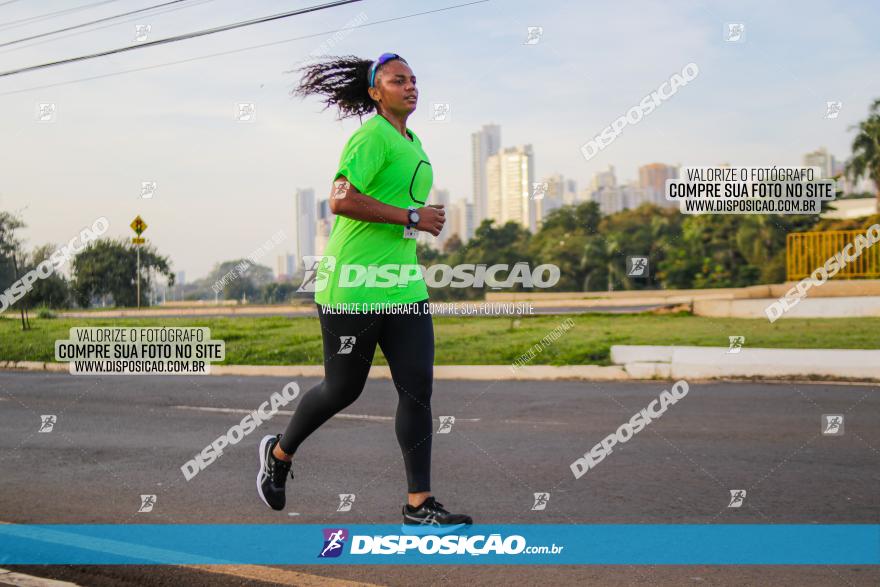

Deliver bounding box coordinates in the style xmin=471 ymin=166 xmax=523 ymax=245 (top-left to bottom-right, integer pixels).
xmin=2 ymin=0 xmax=878 ymax=280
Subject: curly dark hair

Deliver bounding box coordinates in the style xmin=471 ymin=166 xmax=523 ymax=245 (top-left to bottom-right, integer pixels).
xmin=290 ymin=54 xmax=402 ymax=121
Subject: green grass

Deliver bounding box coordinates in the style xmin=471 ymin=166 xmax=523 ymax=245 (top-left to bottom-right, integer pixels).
xmin=1 ymin=312 xmax=877 ymax=366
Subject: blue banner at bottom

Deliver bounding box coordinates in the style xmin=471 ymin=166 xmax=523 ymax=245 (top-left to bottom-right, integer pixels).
xmin=0 ymin=524 xmax=877 ymax=565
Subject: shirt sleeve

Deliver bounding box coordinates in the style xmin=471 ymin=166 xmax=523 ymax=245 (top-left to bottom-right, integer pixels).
xmin=334 ymin=127 xmax=387 ymax=194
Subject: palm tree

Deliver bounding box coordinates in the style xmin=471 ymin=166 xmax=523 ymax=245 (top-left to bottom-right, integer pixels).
xmin=580 ymin=231 xmax=631 ymax=292
xmin=845 ymin=98 xmax=880 ymax=213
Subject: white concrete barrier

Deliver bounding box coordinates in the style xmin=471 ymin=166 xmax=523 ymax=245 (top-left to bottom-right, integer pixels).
xmin=612 ymin=345 xmax=880 ymax=380
xmin=611 ymin=346 xmax=674 ymax=364
xmin=694 ymin=296 xmax=880 ymax=319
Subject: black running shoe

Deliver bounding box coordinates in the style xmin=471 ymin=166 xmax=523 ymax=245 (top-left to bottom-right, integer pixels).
xmin=402 ymin=496 xmax=473 ymax=528
xmin=257 ymin=434 xmax=293 ymax=511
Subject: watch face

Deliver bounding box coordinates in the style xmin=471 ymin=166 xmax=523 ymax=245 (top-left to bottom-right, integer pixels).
xmin=409 ymin=210 xmax=420 ymax=224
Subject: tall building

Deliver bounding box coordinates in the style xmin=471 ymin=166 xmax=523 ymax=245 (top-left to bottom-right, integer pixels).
xmin=486 ymin=145 xmax=537 ymax=232
xmin=591 ymin=187 xmax=622 ymax=216
xmin=591 ymin=166 xmax=617 ymax=190
xmin=578 ymin=186 xmax=593 ymax=204
xmin=471 ymin=124 xmax=501 ymax=227
xmin=275 ymin=254 xmax=295 ymax=281
xmin=463 ymin=200 xmax=475 ymax=240
xmin=430 ymin=188 xmax=451 ymax=250
xmin=314 ymin=198 xmax=335 ymax=256
xmin=639 ymin=163 xmax=679 ymax=205
xmin=804 ymin=147 xmax=836 ymax=178
xmin=294 ymin=188 xmax=315 ymax=271
xmin=457 ymin=200 xmax=475 ymax=241
xmin=623 ymin=183 xmax=653 ymax=209
xmin=563 ymin=179 xmax=579 ymax=205
xmin=541 ymin=173 xmax=568 ymax=222
xmin=590 ymin=184 xmax=652 ymax=216
xmin=447 ymin=199 xmax=477 ymax=246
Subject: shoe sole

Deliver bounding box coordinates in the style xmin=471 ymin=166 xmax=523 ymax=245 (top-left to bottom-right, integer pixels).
xmin=256 ymin=434 xmax=276 ymax=510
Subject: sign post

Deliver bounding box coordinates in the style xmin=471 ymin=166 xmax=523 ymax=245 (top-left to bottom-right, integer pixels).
xmin=130 ymin=215 xmax=148 ymax=309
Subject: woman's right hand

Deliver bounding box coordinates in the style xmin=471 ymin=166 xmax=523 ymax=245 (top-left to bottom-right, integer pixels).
xmin=417 ymin=204 xmax=445 ymax=236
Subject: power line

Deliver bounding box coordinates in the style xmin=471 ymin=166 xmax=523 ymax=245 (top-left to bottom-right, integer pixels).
xmin=0 ymin=0 xmax=126 ymax=31
xmin=0 ymin=0 xmax=28 ymax=8
xmin=0 ymin=0 xmax=196 ymax=48
xmin=1 ymin=0 xmax=216 ymax=55
xmin=0 ymin=0 xmax=365 ymax=78
xmin=0 ymin=0 xmax=489 ymax=96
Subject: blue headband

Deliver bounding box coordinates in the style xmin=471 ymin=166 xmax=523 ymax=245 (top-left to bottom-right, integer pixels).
xmin=369 ymin=52 xmax=407 ymax=88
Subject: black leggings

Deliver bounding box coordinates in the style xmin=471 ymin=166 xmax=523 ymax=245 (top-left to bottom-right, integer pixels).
xmin=279 ymin=299 xmax=434 ymax=493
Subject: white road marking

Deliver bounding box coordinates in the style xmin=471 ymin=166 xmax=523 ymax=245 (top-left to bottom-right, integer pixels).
xmin=171 ymin=405 xmax=481 ymax=422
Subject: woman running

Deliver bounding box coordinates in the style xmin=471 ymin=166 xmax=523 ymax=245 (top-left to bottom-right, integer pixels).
xmin=256 ymin=52 xmax=473 ymax=529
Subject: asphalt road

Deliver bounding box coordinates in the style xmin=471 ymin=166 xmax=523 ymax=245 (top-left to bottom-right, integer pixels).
xmin=0 ymin=372 xmax=877 ymax=586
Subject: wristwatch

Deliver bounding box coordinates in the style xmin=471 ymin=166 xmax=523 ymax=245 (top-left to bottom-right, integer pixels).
xmin=406 ymin=206 xmax=420 ymax=229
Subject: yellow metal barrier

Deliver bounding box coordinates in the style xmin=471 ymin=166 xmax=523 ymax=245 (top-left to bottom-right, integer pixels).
xmin=787 ymin=230 xmax=880 ymax=280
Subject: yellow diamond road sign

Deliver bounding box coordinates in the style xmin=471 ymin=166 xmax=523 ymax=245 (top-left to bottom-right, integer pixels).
xmin=130 ymin=215 xmax=147 ymax=235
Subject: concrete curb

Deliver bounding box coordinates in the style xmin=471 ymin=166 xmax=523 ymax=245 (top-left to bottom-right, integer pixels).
xmin=0 ymin=361 xmax=628 ymax=381
xmin=1 ymin=349 xmax=877 ymax=381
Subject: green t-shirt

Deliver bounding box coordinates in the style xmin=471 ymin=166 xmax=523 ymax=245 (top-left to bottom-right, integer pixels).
xmin=314 ymin=114 xmax=434 ymax=308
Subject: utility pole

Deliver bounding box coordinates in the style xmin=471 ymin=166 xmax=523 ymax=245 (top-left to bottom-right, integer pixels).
xmin=130 ymin=215 xmax=147 ymax=309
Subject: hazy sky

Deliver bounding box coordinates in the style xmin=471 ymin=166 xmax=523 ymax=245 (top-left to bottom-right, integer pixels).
xmin=1 ymin=0 xmax=878 ymax=280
